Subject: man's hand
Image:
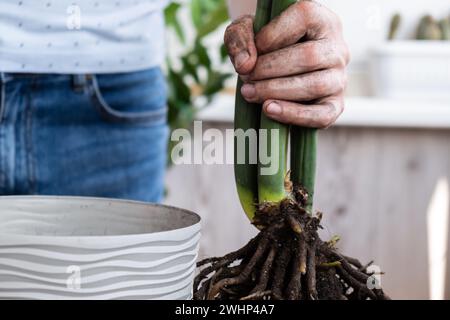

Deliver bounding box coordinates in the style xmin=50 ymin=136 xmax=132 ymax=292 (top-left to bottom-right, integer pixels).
xmin=224 ymin=1 xmax=350 ymax=129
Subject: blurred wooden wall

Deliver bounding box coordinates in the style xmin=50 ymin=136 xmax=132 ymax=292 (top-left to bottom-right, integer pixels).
xmin=165 ymin=123 xmax=450 ymax=300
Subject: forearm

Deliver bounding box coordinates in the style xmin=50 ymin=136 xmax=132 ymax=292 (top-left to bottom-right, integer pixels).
xmin=226 ymin=0 xmax=257 ymax=20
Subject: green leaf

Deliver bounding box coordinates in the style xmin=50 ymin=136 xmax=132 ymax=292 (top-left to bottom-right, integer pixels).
xmin=190 ymin=0 xmax=202 ymax=30
xmin=197 ymin=1 xmax=229 ymax=39
xmin=167 ymin=68 xmax=191 ymax=105
xmin=181 ymin=55 xmax=200 ymax=83
xmin=164 ymin=2 xmax=185 ymax=44
xmin=220 ymin=43 xmax=228 ymax=62
xmin=202 ymin=0 xmax=217 ymax=11
xmin=165 ymin=0 xmax=232 ymax=168
xmin=203 ymin=70 xmax=232 ymax=98
xmin=168 ymin=100 xmax=197 ymax=131
xmin=194 ymin=41 xmax=211 ymax=69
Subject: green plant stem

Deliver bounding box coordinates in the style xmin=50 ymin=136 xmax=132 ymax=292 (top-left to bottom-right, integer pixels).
xmin=234 ymin=0 xmax=273 ymax=219
xmin=257 ymin=0 xmax=297 ymax=204
xmin=254 ymin=0 xmax=273 ymax=31
xmin=271 ymin=0 xmax=295 ymax=17
xmin=291 ymin=127 xmax=317 ymax=213
xmin=271 ymin=0 xmax=318 ymax=213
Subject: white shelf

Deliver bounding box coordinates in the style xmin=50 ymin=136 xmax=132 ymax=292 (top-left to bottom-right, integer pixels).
xmin=197 ymin=94 xmax=450 ymax=129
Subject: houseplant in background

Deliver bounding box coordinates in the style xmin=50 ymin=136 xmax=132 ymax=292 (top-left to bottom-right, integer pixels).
xmin=164 ymin=0 xmax=232 ymax=164
xmin=193 ymin=0 xmax=390 ymax=300
xmin=371 ymin=12 xmax=450 ymax=99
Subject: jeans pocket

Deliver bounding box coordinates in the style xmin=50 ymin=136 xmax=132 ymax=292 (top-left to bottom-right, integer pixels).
xmin=89 ymin=68 xmax=168 ymax=125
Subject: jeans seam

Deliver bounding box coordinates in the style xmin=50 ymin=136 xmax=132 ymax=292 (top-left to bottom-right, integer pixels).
xmin=89 ymin=74 xmax=168 ymax=125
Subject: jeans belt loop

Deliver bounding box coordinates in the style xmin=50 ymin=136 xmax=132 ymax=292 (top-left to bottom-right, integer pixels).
xmin=0 ymin=72 xmax=7 ymax=84
xmin=71 ymin=74 xmax=92 ymax=93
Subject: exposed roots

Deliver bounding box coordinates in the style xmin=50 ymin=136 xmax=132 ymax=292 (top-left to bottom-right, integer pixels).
xmin=193 ymin=188 xmax=390 ymax=300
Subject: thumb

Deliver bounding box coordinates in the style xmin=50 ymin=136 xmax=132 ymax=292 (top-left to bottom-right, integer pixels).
xmin=224 ymin=15 xmax=258 ymax=75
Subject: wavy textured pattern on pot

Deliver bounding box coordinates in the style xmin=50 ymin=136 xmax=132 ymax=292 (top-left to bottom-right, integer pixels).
xmin=0 ymin=197 xmax=201 ymax=300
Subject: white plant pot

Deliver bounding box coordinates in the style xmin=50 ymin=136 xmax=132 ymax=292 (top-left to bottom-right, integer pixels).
xmin=370 ymin=41 xmax=450 ymax=99
xmin=0 ymin=196 xmax=201 ymax=300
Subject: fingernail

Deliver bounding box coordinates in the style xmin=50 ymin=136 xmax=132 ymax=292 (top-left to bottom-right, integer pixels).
xmin=234 ymin=51 xmax=249 ymax=69
xmin=241 ymin=84 xmax=256 ymax=99
xmin=266 ymin=102 xmax=282 ymax=115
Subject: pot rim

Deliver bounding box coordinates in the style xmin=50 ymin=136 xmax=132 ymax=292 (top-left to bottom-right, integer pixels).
xmin=0 ymin=196 xmax=201 ymax=242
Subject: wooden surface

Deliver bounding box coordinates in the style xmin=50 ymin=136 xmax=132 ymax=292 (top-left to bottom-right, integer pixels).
xmin=165 ymin=123 xmax=450 ymax=300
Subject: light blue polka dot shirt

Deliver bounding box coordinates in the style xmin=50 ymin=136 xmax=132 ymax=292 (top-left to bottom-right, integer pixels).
xmin=0 ymin=0 xmax=169 ymax=74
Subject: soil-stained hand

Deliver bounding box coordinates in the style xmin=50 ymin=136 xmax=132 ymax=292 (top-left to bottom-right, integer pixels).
xmin=224 ymin=1 xmax=350 ymax=128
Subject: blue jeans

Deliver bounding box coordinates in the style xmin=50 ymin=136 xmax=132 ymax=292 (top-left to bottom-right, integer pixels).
xmin=0 ymin=68 xmax=168 ymax=202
